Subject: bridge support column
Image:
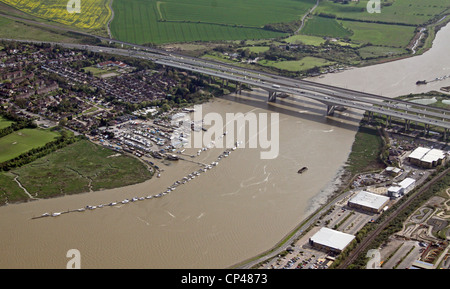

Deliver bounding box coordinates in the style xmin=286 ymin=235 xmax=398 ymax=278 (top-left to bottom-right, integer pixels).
xmin=386 ymin=115 xmax=391 ymax=128
xmin=405 ymin=119 xmax=411 ymax=131
xmin=424 ymin=123 xmax=430 ymax=135
xmin=268 ymin=91 xmax=277 ymax=102
xmin=444 ymin=128 xmax=448 ymax=141
xmin=326 ymin=105 xmax=336 ymax=116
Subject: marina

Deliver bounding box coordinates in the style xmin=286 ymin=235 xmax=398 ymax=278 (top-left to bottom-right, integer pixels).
xmin=32 ymin=134 xmax=240 ymax=220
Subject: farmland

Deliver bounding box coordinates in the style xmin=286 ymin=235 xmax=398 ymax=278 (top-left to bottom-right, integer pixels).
xmin=341 ymin=20 xmax=416 ymax=47
xmin=314 ymin=0 xmax=450 ymax=25
xmin=301 ymin=16 xmax=352 ymax=38
xmin=110 ymin=0 xmax=316 ymax=44
xmin=0 ymin=0 xmax=112 ymax=31
xmin=0 ymin=128 xmax=60 ymax=163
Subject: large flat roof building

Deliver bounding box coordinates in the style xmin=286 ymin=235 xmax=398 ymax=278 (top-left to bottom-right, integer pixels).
xmin=408 ymin=147 xmax=447 ymax=168
xmin=348 ymin=191 xmax=390 ymax=213
xmin=309 ymin=227 xmax=355 ymax=253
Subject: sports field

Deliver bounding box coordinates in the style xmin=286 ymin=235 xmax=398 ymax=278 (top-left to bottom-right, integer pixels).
xmin=0 ymin=0 xmax=112 ymax=30
xmin=0 ymin=116 xmax=14 ymax=129
xmin=111 ymin=0 xmax=316 ymax=44
xmin=0 ymin=128 xmax=60 ymax=163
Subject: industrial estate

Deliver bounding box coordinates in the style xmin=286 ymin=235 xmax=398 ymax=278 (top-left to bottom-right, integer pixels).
xmin=0 ymin=0 xmax=449 ymax=270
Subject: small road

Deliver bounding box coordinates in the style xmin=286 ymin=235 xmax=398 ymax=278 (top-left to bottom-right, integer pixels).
xmin=295 ymin=0 xmax=320 ymax=35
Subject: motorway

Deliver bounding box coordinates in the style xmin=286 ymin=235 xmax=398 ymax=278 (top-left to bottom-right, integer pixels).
xmin=69 ymin=43 xmax=450 ymax=131
xmin=6 ymin=38 xmax=450 ymax=131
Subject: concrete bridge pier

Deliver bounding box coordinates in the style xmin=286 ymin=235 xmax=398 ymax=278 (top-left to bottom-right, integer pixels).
xmin=424 ymin=123 xmax=430 ymax=135
xmin=236 ymin=82 xmax=242 ymax=94
xmin=386 ymin=115 xmax=392 ymax=127
xmin=405 ymin=119 xmax=411 ymax=131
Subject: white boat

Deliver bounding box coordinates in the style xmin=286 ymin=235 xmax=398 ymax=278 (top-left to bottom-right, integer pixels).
xmin=139 ymin=197 xmax=145 ymax=201
xmin=109 ymin=202 xmax=117 ymax=206
xmin=77 ymin=208 xmax=85 ymax=212
xmin=146 ymin=196 xmax=153 ymax=199
xmin=122 ymin=199 xmax=129 ymax=204
xmin=41 ymin=212 xmax=50 ymax=217
xmin=52 ymin=212 xmax=61 ymax=217
xmin=131 ymin=197 xmax=138 ymax=202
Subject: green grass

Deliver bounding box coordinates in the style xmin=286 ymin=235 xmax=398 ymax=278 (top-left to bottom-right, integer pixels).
xmin=12 ymin=140 xmax=152 ymax=199
xmin=258 ymin=56 xmax=335 ymax=72
xmin=358 ymin=45 xmax=408 ymax=59
xmin=0 ymin=128 xmax=60 ymax=163
xmin=241 ymin=46 xmax=270 ymax=53
xmin=315 ymin=0 xmax=450 ymax=26
xmin=110 ymin=0 xmax=317 ymax=44
xmin=302 ymin=16 xmax=352 ymax=38
xmin=0 ymin=172 xmax=29 ymax=205
xmin=0 ymin=116 xmax=14 ymax=129
xmin=0 ymin=15 xmax=80 ymax=43
xmin=341 ymin=20 xmax=416 ymax=47
xmin=284 ymin=34 xmax=327 ymax=46
xmin=345 ymin=126 xmax=384 ymax=175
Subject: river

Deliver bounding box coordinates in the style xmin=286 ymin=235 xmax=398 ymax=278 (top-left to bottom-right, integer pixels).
xmin=0 ymin=22 xmax=449 ymax=269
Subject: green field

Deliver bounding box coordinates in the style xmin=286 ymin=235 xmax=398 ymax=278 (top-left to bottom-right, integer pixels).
xmin=358 ymin=45 xmax=408 ymax=59
xmin=0 ymin=172 xmax=28 ymax=204
xmin=0 ymin=128 xmax=60 ymax=163
xmin=0 ymin=116 xmax=14 ymax=129
xmin=258 ymin=56 xmax=335 ymax=72
xmin=0 ymin=15 xmax=82 ymax=43
xmin=315 ymin=0 xmax=450 ymax=25
xmin=11 ymin=140 xmax=152 ymax=199
xmin=302 ymin=16 xmax=352 ymax=38
xmin=300 ymin=0 xmax=450 ymax=49
xmin=341 ymin=20 xmax=416 ymax=47
xmin=111 ymin=0 xmax=316 ymax=44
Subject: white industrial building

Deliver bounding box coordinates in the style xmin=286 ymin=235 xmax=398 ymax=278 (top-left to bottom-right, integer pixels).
xmin=408 ymin=147 xmax=447 ymax=168
xmin=387 ymin=185 xmax=403 ymax=199
xmin=309 ymin=227 xmax=355 ymax=253
xmin=398 ymin=177 xmax=415 ymax=194
xmin=387 ymin=177 xmax=416 ymax=199
xmin=348 ymin=191 xmax=390 ymax=213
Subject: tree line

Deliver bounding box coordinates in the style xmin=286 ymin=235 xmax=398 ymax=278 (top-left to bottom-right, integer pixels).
xmin=0 ymin=111 xmax=37 ymax=138
xmin=0 ymin=134 xmax=84 ymax=172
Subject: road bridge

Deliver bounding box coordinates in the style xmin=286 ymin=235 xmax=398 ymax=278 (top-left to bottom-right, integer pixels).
xmin=18 ymin=40 xmax=449 ymax=137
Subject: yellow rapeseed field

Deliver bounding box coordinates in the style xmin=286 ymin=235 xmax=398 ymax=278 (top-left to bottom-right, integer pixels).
xmin=1 ymin=0 xmax=112 ymax=30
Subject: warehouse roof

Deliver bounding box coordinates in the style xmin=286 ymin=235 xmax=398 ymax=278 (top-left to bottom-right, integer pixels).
xmin=309 ymin=227 xmax=355 ymax=251
xmin=399 ymin=177 xmax=415 ymax=189
xmin=348 ymin=191 xmax=390 ymax=211
xmin=409 ymin=147 xmax=446 ymax=164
